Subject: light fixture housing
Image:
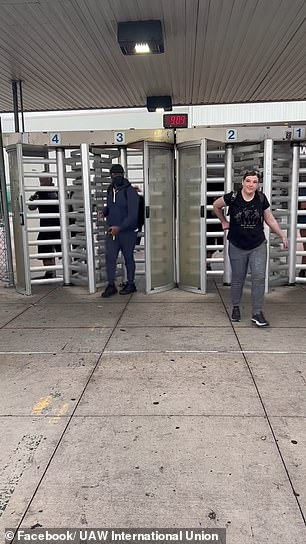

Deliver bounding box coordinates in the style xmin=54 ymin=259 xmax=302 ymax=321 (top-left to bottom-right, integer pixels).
xmin=146 ymin=96 xmax=172 ymax=112
xmin=118 ymin=20 xmax=164 ymax=55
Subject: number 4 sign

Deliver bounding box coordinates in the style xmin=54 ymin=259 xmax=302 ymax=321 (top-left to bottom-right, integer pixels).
xmin=49 ymin=133 xmax=61 ymax=145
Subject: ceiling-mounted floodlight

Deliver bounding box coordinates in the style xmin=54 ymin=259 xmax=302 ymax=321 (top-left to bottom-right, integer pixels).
xmin=118 ymin=20 xmax=164 ymax=55
xmin=135 ymin=43 xmax=151 ymax=54
xmin=146 ymin=96 xmax=172 ymax=112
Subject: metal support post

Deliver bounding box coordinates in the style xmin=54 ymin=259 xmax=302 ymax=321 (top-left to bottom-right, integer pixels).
xmin=81 ymin=144 xmax=95 ymax=294
xmin=263 ymin=139 xmax=273 ymax=293
xmin=11 ymin=80 xmax=25 ymax=134
xmin=12 ymin=81 xmax=20 ymax=133
xmin=223 ymin=144 xmax=233 ymax=285
xmin=288 ymin=143 xmax=300 ymax=284
xmin=56 ymin=148 xmax=70 ymax=286
xmin=19 ymin=80 xmax=25 ymax=133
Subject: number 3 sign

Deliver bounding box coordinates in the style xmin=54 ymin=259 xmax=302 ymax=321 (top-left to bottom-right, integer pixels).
xmin=114 ymin=132 xmax=125 ymax=144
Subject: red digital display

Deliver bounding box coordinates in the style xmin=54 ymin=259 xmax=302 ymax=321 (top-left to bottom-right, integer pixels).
xmin=163 ymin=113 xmax=188 ymax=128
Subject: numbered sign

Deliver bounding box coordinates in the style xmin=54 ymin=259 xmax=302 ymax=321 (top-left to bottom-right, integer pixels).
xmin=114 ymin=131 xmax=125 ymax=144
xmin=49 ymin=133 xmax=61 ymax=145
xmin=225 ymin=128 xmax=238 ymax=141
xmin=292 ymin=127 xmax=306 ymax=140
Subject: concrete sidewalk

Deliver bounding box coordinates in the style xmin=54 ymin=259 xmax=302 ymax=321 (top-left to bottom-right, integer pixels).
xmin=0 ymin=281 xmax=306 ymax=543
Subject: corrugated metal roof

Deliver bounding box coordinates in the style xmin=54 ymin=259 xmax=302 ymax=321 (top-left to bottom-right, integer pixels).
xmin=0 ymin=0 xmax=305 ymax=113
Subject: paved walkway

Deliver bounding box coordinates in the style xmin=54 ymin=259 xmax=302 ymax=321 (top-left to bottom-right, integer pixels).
xmin=0 ymin=281 xmax=306 ymax=543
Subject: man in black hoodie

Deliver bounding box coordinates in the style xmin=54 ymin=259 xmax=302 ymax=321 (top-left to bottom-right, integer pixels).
xmin=101 ymin=164 xmax=139 ymax=297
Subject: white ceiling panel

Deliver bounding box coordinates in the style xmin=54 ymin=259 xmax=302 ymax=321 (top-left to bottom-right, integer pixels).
xmin=0 ymin=0 xmax=305 ymax=112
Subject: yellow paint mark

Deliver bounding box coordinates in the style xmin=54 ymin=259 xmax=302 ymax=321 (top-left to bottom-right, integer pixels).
xmin=31 ymin=395 xmax=53 ymax=415
xmin=49 ymin=403 xmax=70 ymax=425
xmin=58 ymin=403 xmax=69 ymax=416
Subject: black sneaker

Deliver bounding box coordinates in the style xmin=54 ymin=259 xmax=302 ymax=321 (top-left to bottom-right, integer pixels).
xmin=119 ymin=283 xmax=137 ymax=295
xmin=251 ymin=312 xmax=269 ymax=327
xmin=101 ymin=284 xmax=118 ymax=298
xmin=231 ymin=306 xmax=241 ymax=322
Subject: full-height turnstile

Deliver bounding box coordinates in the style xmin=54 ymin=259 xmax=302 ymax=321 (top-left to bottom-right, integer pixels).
xmin=176 ymin=140 xmax=229 ymax=293
xmin=7 ymin=138 xmax=306 ymax=295
xmin=8 ymin=144 xmax=64 ymax=294
xmin=7 ymin=143 xmax=127 ymax=295
xmin=289 ymin=143 xmax=306 ymax=284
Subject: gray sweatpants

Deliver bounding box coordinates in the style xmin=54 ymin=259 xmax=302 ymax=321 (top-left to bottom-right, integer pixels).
xmin=229 ymin=241 xmax=267 ymax=315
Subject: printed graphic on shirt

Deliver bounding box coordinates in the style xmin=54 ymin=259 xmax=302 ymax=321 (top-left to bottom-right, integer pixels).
xmin=233 ymin=205 xmax=261 ymax=229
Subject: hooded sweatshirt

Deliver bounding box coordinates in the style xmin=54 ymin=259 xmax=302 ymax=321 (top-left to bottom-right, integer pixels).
xmin=103 ymin=177 xmax=139 ymax=232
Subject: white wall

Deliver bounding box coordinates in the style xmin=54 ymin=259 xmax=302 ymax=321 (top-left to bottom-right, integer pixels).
xmin=1 ymin=101 xmax=306 ymax=134
xmin=0 ymin=107 xmax=190 ymax=133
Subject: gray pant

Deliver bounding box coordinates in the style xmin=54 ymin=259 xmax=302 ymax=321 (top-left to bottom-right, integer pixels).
xmin=229 ymin=241 xmax=267 ymax=314
xmin=105 ymin=230 xmax=137 ymax=285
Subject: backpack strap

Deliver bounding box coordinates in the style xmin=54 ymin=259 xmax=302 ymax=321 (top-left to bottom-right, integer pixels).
xmin=230 ymin=191 xmax=237 ymax=203
xmin=258 ymin=191 xmax=265 ymax=205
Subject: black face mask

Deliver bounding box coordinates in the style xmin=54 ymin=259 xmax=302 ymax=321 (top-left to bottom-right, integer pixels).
xmin=112 ymin=176 xmax=125 ymax=187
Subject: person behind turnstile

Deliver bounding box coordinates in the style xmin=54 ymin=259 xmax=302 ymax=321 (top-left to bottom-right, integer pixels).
xmin=213 ymin=170 xmax=288 ymax=327
xmin=101 ymin=164 xmax=139 ymax=297
xmin=298 ymin=186 xmax=306 ymax=277
xmin=133 ymin=186 xmax=145 ymax=246
xmin=206 ymin=182 xmax=224 ymax=270
xmin=28 ymin=176 xmax=61 ymax=279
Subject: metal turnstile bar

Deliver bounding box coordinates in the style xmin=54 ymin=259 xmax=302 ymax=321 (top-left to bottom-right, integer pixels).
xmin=30 ymin=265 xmax=62 ymax=272
xmin=27 ymin=226 xmax=61 ymax=232
xmin=24 ymin=172 xmax=58 ymax=178
xmin=29 ymin=252 xmax=62 ymax=259
xmin=22 ymin=158 xmax=56 ymax=164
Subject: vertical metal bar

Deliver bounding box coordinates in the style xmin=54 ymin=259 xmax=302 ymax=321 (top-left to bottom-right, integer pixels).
xmin=289 ymin=143 xmax=300 ymax=284
xmin=263 ymin=139 xmax=273 ymax=293
xmin=81 ymin=144 xmax=95 ymax=293
xmin=171 ymin=143 xmax=176 ymax=286
xmin=201 ymin=139 xmax=207 ymax=293
xmin=17 ymin=143 xmax=31 ymax=295
xmin=172 ymin=130 xmax=177 ymax=285
xmin=143 ymin=142 xmax=151 ymax=293
xmin=175 ymin=143 xmax=180 ymax=285
xmin=56 ymin=148 xmax=70 ymax=286
xmin=0 ymin=118 xmax=14 ymax=286
xmin=223 ymin=144 xmax=233 ymax=285
xmin=11 ymin=81 xmax=20 ymax=133
xmin=18 ymin=80 xmax=25 ymax=133
xmin=120 ymin=147 xmax=128 ymax=283
xmin=120 ymin=147 xmax=127 ymax=173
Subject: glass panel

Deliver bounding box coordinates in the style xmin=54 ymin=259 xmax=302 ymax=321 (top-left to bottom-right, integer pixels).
xmin=178 ymin=145 xmax=201 ymax=288
xmin=148 ymin=147 xmax=174 ymax=288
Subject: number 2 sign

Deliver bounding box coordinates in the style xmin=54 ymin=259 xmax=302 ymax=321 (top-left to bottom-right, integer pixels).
xmin=226 ymin=128 xmax=238 ymax=141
